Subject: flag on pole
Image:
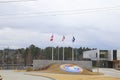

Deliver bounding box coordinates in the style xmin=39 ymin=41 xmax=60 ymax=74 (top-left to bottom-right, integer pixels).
xmin=72 ymin=36 xmax=75 ymax=42
xmin=50 ymin=35 xmax=54 ymax=41
xmin=62 ymin=35 xmax=65 ymax=42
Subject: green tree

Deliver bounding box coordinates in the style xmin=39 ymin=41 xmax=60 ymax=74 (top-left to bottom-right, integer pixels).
xmin=44 ymin=47 xmax=52 ymax=60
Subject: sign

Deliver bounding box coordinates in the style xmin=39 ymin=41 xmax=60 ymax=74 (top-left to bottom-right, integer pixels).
xmin=60 ymin=64 xmax=83 ymax=73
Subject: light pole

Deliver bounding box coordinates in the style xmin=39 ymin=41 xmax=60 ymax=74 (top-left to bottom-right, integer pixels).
xmin=97 ymin=49 xmax=99 ymax=73
xmin=6 ymin=55 xmax=8 ymax=69
xmin=2 ymin=50 xmax=5 ymax=70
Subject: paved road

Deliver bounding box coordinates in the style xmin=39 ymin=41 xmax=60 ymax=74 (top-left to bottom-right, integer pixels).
xmin=0 ymin=70 xmax=53 ymax=80
xmin=93 ymin=68 xmax=120 ymax=78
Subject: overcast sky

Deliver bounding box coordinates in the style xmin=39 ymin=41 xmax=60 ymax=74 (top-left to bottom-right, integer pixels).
xmin=0 ymin=0 xmax=120 ymax=49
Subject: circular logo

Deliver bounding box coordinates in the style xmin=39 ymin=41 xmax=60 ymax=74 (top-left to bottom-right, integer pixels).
xmin=60 ymin=64 xmax=83 ymax=73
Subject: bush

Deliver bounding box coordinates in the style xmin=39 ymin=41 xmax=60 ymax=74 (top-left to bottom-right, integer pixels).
xmin=0 ymin=67 xmax=2 ymax=70
xmin=26 ymin=67 xmax=33 ymax=71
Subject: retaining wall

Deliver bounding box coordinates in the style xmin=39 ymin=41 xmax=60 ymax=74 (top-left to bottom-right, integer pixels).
xmin=33 ymin=60 xmax=92 ymax=71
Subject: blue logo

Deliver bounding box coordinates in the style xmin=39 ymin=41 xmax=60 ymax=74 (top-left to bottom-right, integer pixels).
xmin=60 ymin=64 xmax=83 ymax=73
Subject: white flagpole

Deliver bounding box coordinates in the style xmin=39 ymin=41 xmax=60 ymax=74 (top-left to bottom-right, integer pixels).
xmin=63 ymin=47 xmax=64 ymax=61
xmin=50 ymin=35 xmax=54 ymax=61
xmin=52 ymin=46 xmax=54 ymax=61
xmin=62 ymin=36 xmax=65 ymax=61
xmin=72 ymin=47 xmax=74 ymax=61
xmin=58 ymin=46 xmax=59 ymax=60
xmin=72 ymin=36 xmax=75 ymax=61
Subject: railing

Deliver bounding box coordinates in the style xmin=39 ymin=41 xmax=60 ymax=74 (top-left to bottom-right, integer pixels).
xmin=0 ymin=64 xmax=26 ymax=70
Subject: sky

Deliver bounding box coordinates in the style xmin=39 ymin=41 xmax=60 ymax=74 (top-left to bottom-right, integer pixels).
xmin=0 ymin=0 xmax=120 ymax=49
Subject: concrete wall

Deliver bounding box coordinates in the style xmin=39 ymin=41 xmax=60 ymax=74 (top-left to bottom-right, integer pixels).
xmin=83 ymin=50 xmax=119 ymax=61
xmin=117 ymin=50 xmax=120 ymax=60
xmin=83 ymin=50 xmax=98 ymax=60
xmin=108 ymin=50 xmax=113 ymax=61
xmin=33 ymin=60 xmax=92 ymax=71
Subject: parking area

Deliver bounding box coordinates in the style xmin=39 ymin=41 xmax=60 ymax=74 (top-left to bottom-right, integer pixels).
xmin=0 ymin=70 xmax=53 ymax=80
xmin=93 ymin=68 xmax=120 ymax=78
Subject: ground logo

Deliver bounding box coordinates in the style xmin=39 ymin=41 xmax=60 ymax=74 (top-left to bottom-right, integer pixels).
xmin=60 ymin=64 xmax=83 ymax=73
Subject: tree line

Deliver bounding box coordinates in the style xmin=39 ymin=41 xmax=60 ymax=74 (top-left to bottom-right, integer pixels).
xmin=0 ymin=44 xmax=96 ymax=66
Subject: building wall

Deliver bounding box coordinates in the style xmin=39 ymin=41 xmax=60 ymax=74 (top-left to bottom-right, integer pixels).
xmin=83 ymin=49 xmax=120 ymax=68
xmin=108 ymin=50 xmax=113 ymax=61
xmin=83 ymin=50 xmax=98 ymax=60
xmin=117 ymin=50 xmax=120 ymax=60
xmin=83 ymin=50 xmax=117 ymax=61
xmin=33 ymin=60 xmax=92 ymax=71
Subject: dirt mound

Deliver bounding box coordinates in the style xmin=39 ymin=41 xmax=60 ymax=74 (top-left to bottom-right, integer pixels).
xmin=39 ymin=64 xmax=99 ymax=75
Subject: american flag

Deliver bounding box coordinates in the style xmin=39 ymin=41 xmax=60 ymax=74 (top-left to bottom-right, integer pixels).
xmin=50 ymin=35 xmax=54 ymax=41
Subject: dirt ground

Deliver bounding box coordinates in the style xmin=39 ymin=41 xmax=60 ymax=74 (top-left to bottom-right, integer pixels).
xmin=27 ymin=64 xmax=120 ymax=80
xmin=28 ymin=73 xmax=120 ymax=80
xmin=37 ymin=64 xmax=100 ymax=75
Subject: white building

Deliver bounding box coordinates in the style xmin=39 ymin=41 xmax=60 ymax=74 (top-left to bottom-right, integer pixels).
xmin=83 ymin=49 xmax=120 ymax=69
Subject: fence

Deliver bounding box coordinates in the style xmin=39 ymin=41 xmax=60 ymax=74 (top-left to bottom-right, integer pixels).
xmin=0 ymin=64 xmax=25 ymax=70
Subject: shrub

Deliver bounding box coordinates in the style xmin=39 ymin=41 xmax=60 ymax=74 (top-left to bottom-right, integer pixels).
xmin=0 ymin=67 xmax=2 ymax=70
xmin=26 ymin=67 xmax=33 ymax=71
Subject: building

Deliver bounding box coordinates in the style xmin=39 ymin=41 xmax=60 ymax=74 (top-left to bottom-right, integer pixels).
xmin=83 ymin=49 xmax=120 ymax=69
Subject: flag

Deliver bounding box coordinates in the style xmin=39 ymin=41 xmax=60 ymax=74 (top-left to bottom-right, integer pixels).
xmin=50 ymin=35 xmax=54 ymax=41
xmin=62 ymin=36 xmax=65 ymax=42
xmin=72 ymin=36 xmax=75 ymax=42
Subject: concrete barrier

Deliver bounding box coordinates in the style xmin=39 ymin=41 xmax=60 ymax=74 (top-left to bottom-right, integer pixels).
xmin=33 ymin=60 xmax=92 ymax=71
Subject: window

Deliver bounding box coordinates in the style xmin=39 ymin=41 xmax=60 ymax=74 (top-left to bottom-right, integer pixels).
xmin=113 ymin=50 xmax=117 ymax=60
xmin=100 ymin=50 xmax=108 ymax=58
xmin=96 ymin=53 xmax=97 ymax=58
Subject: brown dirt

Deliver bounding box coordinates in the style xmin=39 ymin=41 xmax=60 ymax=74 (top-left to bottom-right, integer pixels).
xmin=28 ymin=73 xmax=120 ymax=80
xmin=26 ymin=64 xmax=120 ymax=80
xmin=38 ymin=64 xmax=101 ymax=75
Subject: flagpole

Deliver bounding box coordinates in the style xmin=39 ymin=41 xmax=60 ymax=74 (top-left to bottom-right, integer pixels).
xmin=63 ymin=47 xmax=64 ymax=61
xmin=52 ymin=46 xmax=54 ymax=61
xmin=72 ymin=36 xmax=75 ymax=61
xmin=62 ymin=36 xmax=65 ymax=61
xmin=51 ymin=38 xmax=54 ymax=61
xmin=50 ymin=35 xmax=54 ymax=61
xmin=58 ymin=46 xmax=59 ymax=60
xmin=72 ymin=47 xmax=74 ymax=61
